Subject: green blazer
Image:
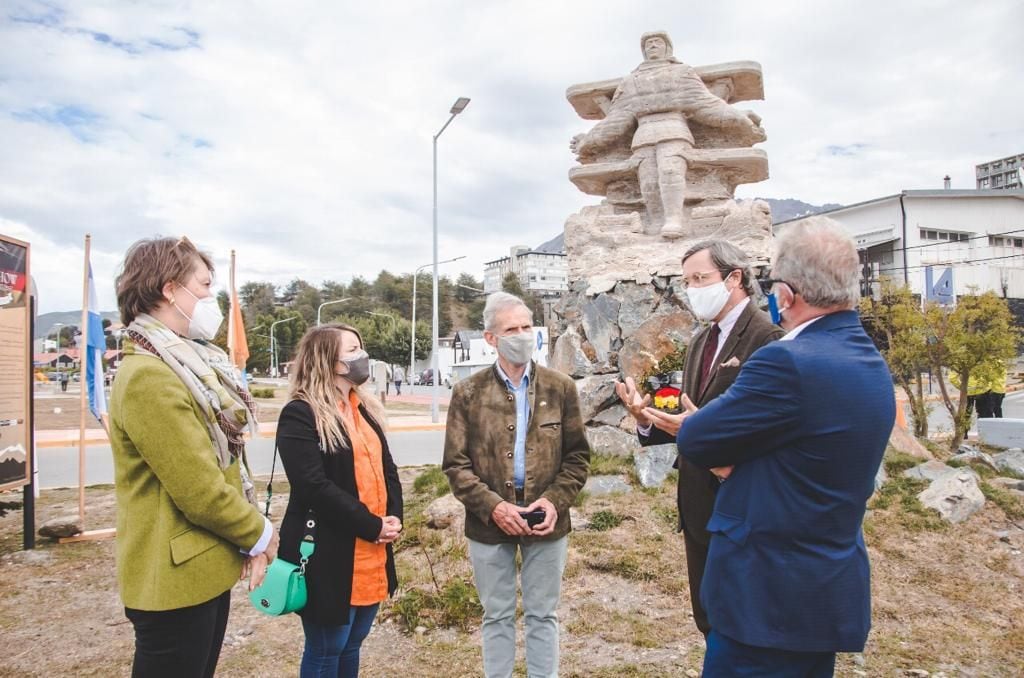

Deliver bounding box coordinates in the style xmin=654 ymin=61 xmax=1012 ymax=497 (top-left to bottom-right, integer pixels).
xmin=110 ymin=353 xmax=265 ymax=611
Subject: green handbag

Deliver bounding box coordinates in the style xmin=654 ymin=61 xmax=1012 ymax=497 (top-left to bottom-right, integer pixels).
xmin=249 ymin=446 xmax=317 ymax=616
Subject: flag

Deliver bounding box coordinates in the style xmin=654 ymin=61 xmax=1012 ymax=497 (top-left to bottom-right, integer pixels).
xmin=85 ymin=262 xmax=107 ymax=422
xmin=227 ymin=250 xmax=249 ymax=382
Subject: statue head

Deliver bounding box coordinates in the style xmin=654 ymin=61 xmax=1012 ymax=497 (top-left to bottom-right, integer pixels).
xmin=640 ymin=31 xmax=674 ymax=61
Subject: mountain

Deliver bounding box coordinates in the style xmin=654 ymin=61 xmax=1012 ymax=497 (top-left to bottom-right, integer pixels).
xmin=755 ymin=197 xmax=843 ymax=224
xmin=35 ymin=310 xmax=120 ymax=340
xmin=534 ymin=233 xmax=565 ymax=254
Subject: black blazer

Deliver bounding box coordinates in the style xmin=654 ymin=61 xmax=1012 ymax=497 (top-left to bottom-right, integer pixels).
xmin=276 ymin=399 xmax=404 ymax=625
xmin=640 ymin=300 xmax=783 ymax=542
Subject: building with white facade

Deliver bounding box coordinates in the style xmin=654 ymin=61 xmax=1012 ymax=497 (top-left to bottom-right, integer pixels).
xmin=483 ymin=246 xmax=569 ymax=297
xmin=775 ymin=189 xmax=1024 ymax=299
xmin=976 ymin=153 xmax=1024 ymax=190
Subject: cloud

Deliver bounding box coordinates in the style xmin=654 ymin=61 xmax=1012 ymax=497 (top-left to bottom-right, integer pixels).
xmin=2 ymin=0 xmax=1023 ymax=313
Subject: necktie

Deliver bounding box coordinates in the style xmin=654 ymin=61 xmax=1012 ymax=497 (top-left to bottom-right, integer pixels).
xmin=698 ymin=323 xmax=721 ymax=396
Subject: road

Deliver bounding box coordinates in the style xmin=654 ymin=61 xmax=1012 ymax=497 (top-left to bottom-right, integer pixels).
xmin=920 ymin=389 xmax=1024 ymax=437
xmin=34 ymin=429 xmax=446 ymax=489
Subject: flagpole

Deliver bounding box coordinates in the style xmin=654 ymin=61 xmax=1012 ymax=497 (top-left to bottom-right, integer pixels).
xmin=229 ymin=250 xmax=237 ymax=366
xmin=78 ymin=234 xmax=90 ymax=526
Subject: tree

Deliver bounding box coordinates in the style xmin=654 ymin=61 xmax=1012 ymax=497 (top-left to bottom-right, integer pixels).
xmin=239 ymin=282 xmax=276 ymax=316
xmin=859 ymin=279 xmax=931 ymax=437
xmin=501 ymin=273 xmax=543 ymax=324
xmin=455 ymin=272 xmax=483 ymax=303
xmin=928 ymin=291 xmax=1018 ymax=451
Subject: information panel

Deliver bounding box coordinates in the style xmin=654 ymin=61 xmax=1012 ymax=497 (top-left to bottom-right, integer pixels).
xmin=0 ymin=234 xmax=30 ymax=491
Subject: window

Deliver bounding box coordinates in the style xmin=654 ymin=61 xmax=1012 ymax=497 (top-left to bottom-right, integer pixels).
xmin=993 ymin=161 xmax=1003 ymax=169
xmin=981 ymin=178 xmax=990 ymax=188
xmin=993 ymin=175 xmax=1002 ymax=186
xmin=1015 ymin=239 xmax=1023 ymax=248
xmin=939 ymin=232 xmax=949 ymax=240
xmin=959 ymin=233 xmax=970 ymax=242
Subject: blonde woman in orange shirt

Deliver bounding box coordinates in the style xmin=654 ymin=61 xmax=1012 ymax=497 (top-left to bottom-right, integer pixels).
xmin=276 ymin=324 xmax=403 ymax=677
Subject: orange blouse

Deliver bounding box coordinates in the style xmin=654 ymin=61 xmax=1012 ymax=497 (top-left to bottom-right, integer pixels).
xmin=338 ymin=391 xmax=389 ymax=605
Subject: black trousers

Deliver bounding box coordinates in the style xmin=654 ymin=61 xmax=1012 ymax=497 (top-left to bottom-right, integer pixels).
xmin=682 ymin=528 xmax=711 ymax=636
xmin=125 ymin=590 xmax=231 ymax=678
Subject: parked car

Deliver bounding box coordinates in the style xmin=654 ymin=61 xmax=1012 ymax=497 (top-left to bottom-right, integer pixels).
xmin=419 ymin=369 xmax=434 ymax=386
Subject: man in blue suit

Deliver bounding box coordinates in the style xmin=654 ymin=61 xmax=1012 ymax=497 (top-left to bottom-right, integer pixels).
xmin=646 ymin=217 xmax=895 ymax=676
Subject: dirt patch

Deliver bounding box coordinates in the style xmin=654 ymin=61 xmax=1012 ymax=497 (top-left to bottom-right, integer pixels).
xmin=2 ymin=464 xmax=1024 ymax=676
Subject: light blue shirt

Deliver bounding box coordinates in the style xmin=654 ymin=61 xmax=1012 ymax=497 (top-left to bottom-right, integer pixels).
xmin=495 ymin=361 xmax=531 ymax=490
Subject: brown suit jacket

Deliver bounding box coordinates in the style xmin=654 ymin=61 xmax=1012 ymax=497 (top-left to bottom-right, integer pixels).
xmin=640 ymin=299 xmax=783 ymax=543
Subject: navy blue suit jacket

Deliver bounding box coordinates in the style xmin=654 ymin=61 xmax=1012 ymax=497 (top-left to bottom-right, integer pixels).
xmin=677 ymin=310 xmax=894 ymax=653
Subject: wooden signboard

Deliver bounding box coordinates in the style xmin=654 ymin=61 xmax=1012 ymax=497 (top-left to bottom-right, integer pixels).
xmin=0 ymin=234 xmax=31 ymax=491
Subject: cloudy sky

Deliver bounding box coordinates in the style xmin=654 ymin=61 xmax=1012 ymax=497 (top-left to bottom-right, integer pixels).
xmin=2 ymin=0 xmax=1022 ymax=313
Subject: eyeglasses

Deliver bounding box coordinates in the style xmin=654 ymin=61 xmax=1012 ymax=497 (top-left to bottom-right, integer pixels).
xmin=680 ymin=269 xmax=733 ymax=289
xmin=758 ymin=278 xmax=800 ymax=296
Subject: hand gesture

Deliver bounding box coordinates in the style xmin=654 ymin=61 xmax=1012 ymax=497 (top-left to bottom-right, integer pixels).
xmin=615 ymin=377 xmax=653 ymax=427
xmin=643 ymin=393 xmax=699 ymax=437
xmin=376 ymin=516 xmax=402 ymax=544
xmin=264 ymin=525 xmax=279 ymax=564
xmin=490 ymin=501 xmax=531 ymax=537
xmin=523 ymin=497 xmax=558 ymax=537
xmin=710 ymin=465 xmax=734 ymax=481
xmin=246 ymin=553 xmax=269 ymax=592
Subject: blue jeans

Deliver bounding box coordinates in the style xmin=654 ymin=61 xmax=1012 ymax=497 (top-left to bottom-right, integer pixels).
xmin=703 ymin=630 xmax=836 ymax=677
xmin=300 ymin=604 xmax=379 ymax=678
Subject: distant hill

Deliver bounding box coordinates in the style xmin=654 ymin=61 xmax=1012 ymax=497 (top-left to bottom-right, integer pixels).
xmin=756 ymin=197 xmax=843 ymax=224
xmin=535 ymin=233 xmax=565 ymax=254
xmin=35 ymin=310 xmax=120 ymax=340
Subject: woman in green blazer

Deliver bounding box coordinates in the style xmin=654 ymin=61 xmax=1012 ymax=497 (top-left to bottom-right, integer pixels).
xmin=110 ymin=237 xmax=278 ymax=678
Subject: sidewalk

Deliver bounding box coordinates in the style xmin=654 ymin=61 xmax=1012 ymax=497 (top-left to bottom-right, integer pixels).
xmin=35 ymin=412 xmax=445 ymax=448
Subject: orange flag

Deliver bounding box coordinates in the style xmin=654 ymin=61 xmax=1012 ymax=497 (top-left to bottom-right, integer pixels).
xmin=227 ymin=250 xmax=249 ymax=373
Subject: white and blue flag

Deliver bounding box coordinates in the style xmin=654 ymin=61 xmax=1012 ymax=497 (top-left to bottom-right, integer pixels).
xmin=85 ymin=263 xmax=107 ymax=422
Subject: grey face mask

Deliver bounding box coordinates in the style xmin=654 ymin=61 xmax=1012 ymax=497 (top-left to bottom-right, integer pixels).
xmin=497 ymin=332 xmax=535 ymax=366
xmin=338 ymin=350 xmax=370 ymax=385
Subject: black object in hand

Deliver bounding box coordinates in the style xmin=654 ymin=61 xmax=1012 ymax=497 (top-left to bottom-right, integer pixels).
xmin=520 ymin=509 xmax=546 ymax=527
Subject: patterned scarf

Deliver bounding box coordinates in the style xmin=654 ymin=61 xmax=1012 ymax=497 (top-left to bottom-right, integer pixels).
xmin=125 ymin=313 xmax=259 ymax=506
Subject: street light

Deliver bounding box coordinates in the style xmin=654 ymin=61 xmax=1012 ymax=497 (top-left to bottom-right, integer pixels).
xmin=270 ymin=315 xmax=301 ymax=378
xmin=367 ymin=311 xmax=397 ymax=330
xmin=432 ymin=96 xmax=470 ymax=422
xmin=317 ymin=297 xmax=352 ymax=326
xmin=410 ymin=256 xmax=465 ymax=389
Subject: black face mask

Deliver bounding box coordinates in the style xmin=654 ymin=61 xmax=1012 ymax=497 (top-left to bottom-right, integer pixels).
xmin=337 ymin=350 xmax=370 ymax=386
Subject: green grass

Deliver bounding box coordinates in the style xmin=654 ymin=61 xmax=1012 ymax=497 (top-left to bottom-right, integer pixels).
xmin=388 ymin=577 xmax=482 ymax=631
xmin=980 ymin=481 xmax=1024 ymax=520
xmin=870 ymin=475 xmax=948 ymax=532
xmin=412 ymin=465 xmax=450 ymax=498
xmin=588 ymin=510 xmax=626 ymax=531
xmin=884 ymin=449 xmax=926 ymax=475
xmin=588 ymin=452 xmax=635 ymax=476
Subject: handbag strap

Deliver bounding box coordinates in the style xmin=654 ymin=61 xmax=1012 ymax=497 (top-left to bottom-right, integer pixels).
xmin=263 ymin=445 xmax=317 ymax=569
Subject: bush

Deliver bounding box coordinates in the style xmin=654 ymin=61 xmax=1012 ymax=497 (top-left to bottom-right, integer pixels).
xmin=589 ymin=510 xmax=626 ymax=531
xmin=250 ymin=387 xmax=276 ymax=399
xmin=390 ymin=578 xmax=482 ymax=631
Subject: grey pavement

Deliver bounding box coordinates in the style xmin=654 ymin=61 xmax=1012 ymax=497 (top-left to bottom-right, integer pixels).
xmin=921 ymin=389 xmax=1024 ymax=436
xmin=34 ymin=429 xmax=445 ymax=489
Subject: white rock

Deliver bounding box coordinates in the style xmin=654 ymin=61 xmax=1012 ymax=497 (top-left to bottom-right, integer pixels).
xmin=917 ymin=468 xmax=985 ymax=524
xmin=423 ymin=493 xmax=464 ymax=530
xmin=902 ymin=460 xmax=955 ymax=482
xmin=993 ymin=449 xmax=1024 ymax=477
xmin=633 ymin=444 xmax=677 ymax=488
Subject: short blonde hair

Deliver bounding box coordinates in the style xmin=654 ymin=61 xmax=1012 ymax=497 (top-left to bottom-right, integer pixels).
xmin=115 ymin=237 xmax=214 ymax=324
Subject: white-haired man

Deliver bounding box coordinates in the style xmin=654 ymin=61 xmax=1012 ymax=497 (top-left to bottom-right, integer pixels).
xmin=655 ymin=217 xmax=894 ymax=676
xmin=443 ymin=292 xmax=591 ymax=678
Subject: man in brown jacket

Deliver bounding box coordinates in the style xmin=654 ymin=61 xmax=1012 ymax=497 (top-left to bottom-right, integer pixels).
xmin=444 ymin=291 xmax=590 ymax=678
xmin=617 ymin=239 xmax=783 ymax=639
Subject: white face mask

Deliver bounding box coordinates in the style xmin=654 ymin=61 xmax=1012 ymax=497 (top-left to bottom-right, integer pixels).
xmin=175 ymin=286 xmax=224 ymax=341
xmin=497 ymin=332 xmax=535 ymax=366
xmin=686 ymin=281 xmax=731 ymax=321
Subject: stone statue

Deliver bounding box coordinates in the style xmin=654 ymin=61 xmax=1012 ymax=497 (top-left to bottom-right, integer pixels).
xmin=569 ymin=31 xmax=765 ymax=239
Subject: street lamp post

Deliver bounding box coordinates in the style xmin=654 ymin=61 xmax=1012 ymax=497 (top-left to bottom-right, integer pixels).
xmin=431 ymin=96 xmax=470 ymax=422
xmin=270 ymin=315 xmax=300 ymax=378
xmin=410 ymin=256 xmax=464 ymax=389
xmin=317 ymin=297 xmax=352 ymax=326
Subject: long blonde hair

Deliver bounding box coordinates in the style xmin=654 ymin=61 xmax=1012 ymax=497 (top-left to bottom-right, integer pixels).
xmin=288 ymin=324 xmax=388 ymax=452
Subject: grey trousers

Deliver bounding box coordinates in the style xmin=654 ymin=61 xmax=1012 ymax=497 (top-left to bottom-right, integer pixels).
xmin=468 ymin=536 xmax=569 ymax=678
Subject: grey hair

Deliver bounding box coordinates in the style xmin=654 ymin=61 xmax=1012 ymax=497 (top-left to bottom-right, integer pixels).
xmin=773 ymin=216 xmax=860 ymax=308
xmin=681 ymin=239 xmax=757 ymax=297
xmin=483 ymin=291 xmax=533 ymax=331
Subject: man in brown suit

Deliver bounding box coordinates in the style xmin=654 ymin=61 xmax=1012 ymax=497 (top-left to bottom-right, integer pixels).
xmin=444 ymin=291 xmax=591 ymax=678
xmin=616 ymin=239 xmax=782 ymax=638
